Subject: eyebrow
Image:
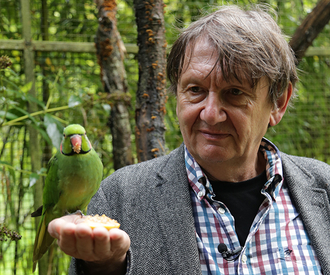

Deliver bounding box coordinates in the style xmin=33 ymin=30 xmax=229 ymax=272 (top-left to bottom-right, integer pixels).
xmin=180 ymin=67 xmax=255 ymax=91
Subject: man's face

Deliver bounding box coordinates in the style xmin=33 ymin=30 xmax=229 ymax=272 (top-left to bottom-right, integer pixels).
xmin=176 ymin=40 xmax=279 ymax=181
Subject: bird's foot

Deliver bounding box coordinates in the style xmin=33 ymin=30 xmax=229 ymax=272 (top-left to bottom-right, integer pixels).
xmin=65 ymin=210 xmax=85 ymax=218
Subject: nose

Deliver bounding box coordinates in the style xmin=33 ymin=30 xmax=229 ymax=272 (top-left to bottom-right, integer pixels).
xmin=200 ymin=92 xmax=227 ymax=125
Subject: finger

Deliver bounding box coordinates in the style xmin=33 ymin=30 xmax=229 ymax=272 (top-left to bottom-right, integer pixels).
xmin=93 ymin=227 xmax=111 ymax=259
xmin=48 ymin=215 xmax=85 ymax=239
xmin=57 ymin=222 xmax=78 ymax=257
xmin=75 ymin=223 xmax=95 ymax=261
xmin=109 ymin=229 xmax=131 ymax=257
xmin=48 ymin=218 xmax=66 ymax=239
xmin=62 ymin=214 xmax=86 ymax=224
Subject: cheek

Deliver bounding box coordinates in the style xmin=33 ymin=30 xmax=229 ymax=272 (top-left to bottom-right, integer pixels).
xmin=227 ymin=109 xmax=248 ymax=134
xmin=178 ymin=108 xmax=193 ymax=131
xmin=248 ymin=109 xmax=272 ymax=139
xmin=227 ymin=107 xmax=262 ymax=145
xmin=177 ymin=100 xmax=199 ymax=126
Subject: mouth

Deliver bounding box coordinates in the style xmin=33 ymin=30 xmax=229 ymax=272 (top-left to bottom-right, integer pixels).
xmin=200 ymin=130 xmax=230 ymax=140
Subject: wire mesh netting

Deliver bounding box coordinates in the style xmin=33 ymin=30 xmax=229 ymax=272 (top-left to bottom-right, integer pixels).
xmin=1 ymin=0 xmax=330 ymax=274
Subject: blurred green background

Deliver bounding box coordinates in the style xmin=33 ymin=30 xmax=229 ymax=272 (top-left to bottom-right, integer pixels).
xmin=1 ymin=0 xmax=330 ymax=274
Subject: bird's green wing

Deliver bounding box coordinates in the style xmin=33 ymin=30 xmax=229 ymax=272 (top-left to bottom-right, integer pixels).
xmin=32 ymin=152 xmax=61 ymax=272
xmin=32 ymin=209 xmax=56 ymax=271
xmin=42 ymin=152 xmax=61 ymax=211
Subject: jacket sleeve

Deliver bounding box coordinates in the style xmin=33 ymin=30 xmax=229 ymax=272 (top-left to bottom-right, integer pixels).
xmin=69 ymin=145 xmax=201 ymax=274
xmin=68 ymin=181 xmax=133 ymax=275
xmin=68 ymin=250 xmax=133 ymax=275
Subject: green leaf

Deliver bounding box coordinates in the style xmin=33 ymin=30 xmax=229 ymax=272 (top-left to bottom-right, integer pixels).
xmin=68 ymin=95 xmax=82 ymax=107
xmin=29 ymin=173 xmax=39 ymax=188
xmin=37 ymin=167 xmax=48 ymax=176
xmin=19 ymin=81 xmax=33 ymax=94
xmin=102 ymin=103 xmax=111 ymax=115
xmin=30 ymin=123 xmax=52 ymax=146
xmin=0 ymin=110 xmax=18 ymax=120
xmin=44 ymin=114 xmax=64 ymax=149
xmin=5 ymin=85 xmax=45 ymax=108
xmin=2 ymin=78 xmax=20 ymax=90
xmin=25 ymin=93 xmax=46 ymax=109
xmin=11 ymin=105 xmax=38 ymax=125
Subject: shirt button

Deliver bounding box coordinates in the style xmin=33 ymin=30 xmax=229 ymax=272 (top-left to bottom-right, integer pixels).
xmin=197 ymin=191 xmax=204 ymax=198
xmin=217 ymin=207 xmax=225 ymax=214
xmin=242 ymin=255 xmax=247 ymax=263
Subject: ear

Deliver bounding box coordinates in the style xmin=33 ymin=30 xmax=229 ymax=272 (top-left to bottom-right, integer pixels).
xmin=269 ymin=83 xmax=292 ymax=127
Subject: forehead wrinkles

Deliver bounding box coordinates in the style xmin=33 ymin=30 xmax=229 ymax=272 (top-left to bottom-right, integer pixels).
xmin=179 ymin=38 xmax=257 ymax=91
xmin=180 ymin=40 xmax=221 ymax=82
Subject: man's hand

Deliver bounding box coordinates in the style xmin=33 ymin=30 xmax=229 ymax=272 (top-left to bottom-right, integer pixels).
xmin=48 ymin=215 xmax=130 ymax=274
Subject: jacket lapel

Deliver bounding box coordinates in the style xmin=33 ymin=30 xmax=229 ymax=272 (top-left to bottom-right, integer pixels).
xmin=282 ymin=154 xmax=330 ymax=274
xmin=153 ymin=145 xmax=202 ymax=274
xmin=150 ymin=148 xmax=330 ymax=274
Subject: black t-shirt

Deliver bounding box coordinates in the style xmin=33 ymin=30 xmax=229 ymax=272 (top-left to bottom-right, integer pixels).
xmin=210 ymin=171 xmax=267 ymax=246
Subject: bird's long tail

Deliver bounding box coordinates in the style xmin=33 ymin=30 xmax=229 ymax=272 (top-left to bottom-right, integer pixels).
xmin=32 ymin=211 xmax=56 ymax=272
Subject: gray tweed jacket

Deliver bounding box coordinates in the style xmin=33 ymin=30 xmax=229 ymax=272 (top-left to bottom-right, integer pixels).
xmin=69 ymin=144 xmax=330 ymax=274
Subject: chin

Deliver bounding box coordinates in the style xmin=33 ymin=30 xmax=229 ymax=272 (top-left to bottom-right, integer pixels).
xmin=195 ymin=148 xmax=232 ymax=164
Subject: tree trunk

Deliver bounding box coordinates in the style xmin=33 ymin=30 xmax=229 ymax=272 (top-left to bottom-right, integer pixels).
xmin=95 ymin=0 xmax=133 ymax=170
xmin=289 ymin=0 xmax=330 ymax=62
xmin=134 ymin=0 xmax=167 ymax=162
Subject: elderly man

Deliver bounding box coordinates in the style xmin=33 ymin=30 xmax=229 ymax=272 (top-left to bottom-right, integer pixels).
xmin=48 ymin=5 xmax=330 ymax=275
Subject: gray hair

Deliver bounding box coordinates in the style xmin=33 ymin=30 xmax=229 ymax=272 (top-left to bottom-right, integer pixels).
xmin=166 ymin=5 xmax=298 ymax=106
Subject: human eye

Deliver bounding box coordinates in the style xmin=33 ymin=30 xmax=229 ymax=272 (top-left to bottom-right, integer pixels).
xmin=189 ymin=86 xmax=203 ymax=94
xmin=182 ymin=86 xmax=207 ymax=103
xmin=229 ymin=88 xmax=243 ymax=96
xmin=224 ymin=88 xmax=249 ymax=106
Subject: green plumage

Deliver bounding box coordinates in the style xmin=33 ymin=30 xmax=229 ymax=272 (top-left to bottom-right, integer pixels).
xmin=32 ymin=124 xmax=103 ymax=272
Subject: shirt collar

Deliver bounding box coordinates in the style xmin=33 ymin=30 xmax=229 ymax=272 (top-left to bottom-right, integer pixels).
xmin=185 ymin=137 xmax=284 ymax=201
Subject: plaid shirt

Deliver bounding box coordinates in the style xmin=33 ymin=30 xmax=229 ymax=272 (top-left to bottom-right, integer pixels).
xmin=186 ymin=138 xmax=322 ymax=274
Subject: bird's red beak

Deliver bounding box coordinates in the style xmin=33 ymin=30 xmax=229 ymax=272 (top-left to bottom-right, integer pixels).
xmin=70 ymin=134 xmax=82 ymax=154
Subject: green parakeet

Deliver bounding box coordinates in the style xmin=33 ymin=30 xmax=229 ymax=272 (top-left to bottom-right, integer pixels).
xmin=32 ymin=124 xmax=103 ymax=272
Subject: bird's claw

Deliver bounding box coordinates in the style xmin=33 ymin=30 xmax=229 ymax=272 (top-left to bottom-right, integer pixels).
xmin=65 ymin=210 xmax=85 ymax=217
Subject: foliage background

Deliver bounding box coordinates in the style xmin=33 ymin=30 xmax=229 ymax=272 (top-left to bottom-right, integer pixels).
xmin=0 ymin=0 xmax=330 ymax=274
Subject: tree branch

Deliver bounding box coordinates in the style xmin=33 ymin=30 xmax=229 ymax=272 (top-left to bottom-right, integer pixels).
xmin=289 ymin=0 xmax=330 ymax=62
